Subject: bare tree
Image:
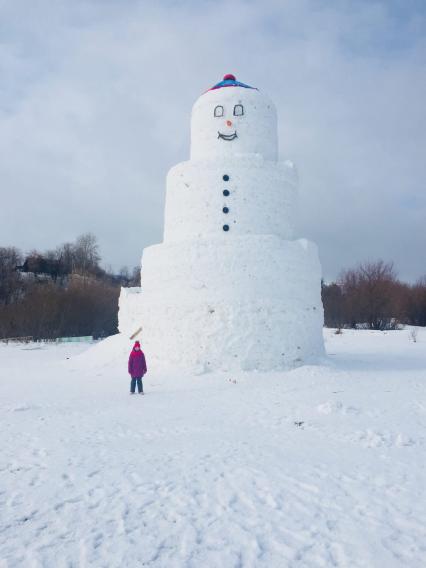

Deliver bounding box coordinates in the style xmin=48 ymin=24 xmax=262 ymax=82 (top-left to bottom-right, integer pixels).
xmin=407 ymin=276 xmax=426 ymax=327
xmin=120 ymin=266 xmax=141 ymax=287
xmin=72 ymin=233 xmax=101 ymax=275
xmin=0 ymin=247 xmax=23 ymax=305
xmin=321 ymin=280 xmax=344 ymax=328
xmin=339 ymin=260 xmax=401 ymax=330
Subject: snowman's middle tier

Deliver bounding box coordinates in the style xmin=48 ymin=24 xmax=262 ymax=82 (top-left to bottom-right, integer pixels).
xmin=163 ymin=156 xmax=297 ymax=243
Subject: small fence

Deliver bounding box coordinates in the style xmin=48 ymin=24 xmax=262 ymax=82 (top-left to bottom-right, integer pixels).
xmin=1 ymin=336 xmax=93 ymax=345
xmin=0 ymin=336 xmax=34 ymax=345
xmin=56 ymin=336 xmax=93 ymax=343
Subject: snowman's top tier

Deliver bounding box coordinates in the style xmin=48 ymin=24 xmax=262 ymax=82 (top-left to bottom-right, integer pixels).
xmin=190 ymin=74 xmax=278 ymax=162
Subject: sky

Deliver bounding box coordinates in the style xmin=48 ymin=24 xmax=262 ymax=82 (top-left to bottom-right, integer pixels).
xmin=1 ymin=0 xmax=425 ymax=282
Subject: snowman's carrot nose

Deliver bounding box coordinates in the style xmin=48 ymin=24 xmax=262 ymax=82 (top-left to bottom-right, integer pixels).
xmin=226 ymin=120 xmax=232 ymax=127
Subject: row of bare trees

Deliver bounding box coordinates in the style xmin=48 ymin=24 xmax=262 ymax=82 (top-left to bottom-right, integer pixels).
xmin=322 ymin=260 xmax=426 ymax=330
xmin=13 ymin=233 xmax=139 ymax=285
xmin=0 ymin=234 xmax=140 ymax=340
xmin=1 ymin=240 xmax=425 ymax=339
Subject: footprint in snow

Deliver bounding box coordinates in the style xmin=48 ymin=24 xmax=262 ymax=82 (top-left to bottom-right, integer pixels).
xmin=317 ymin=401 xmax=361 ymax=415
xmin=10 ymin=403 xmax=37 ymax=412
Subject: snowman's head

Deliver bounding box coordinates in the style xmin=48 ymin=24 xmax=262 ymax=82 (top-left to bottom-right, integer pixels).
xmin=190 ymin=75 xmax=278 ymax=162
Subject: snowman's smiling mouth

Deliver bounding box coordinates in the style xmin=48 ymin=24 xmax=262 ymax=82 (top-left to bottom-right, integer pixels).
xmin=218 ymin=131 xmax=238 ymax=141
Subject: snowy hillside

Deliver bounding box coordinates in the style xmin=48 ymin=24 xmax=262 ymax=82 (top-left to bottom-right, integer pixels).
xmin=1 ymin=329 xmax=425 ymax=567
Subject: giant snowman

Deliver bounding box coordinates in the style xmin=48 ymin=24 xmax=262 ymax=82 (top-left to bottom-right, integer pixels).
xmin=119 ymin=74 xmax=324 ymax=371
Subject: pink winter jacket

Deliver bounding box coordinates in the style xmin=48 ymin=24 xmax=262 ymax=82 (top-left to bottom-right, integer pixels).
xmin=128 ymin=349 xmax=147 ymax=378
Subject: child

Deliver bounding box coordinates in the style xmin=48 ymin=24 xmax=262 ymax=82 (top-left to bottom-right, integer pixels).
xmin=128 ymin=341 xmax=147 ymax=395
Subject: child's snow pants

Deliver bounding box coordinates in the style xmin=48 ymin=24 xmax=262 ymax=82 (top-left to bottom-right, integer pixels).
xmin=130 ymin=377 xmax=143 ymax=393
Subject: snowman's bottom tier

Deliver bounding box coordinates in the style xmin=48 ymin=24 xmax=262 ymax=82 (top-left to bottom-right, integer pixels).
xmin=131 ymin=234 xmax=324 ymax=371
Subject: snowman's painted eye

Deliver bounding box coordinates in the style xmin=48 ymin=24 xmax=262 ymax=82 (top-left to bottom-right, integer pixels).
xmin=233 ymin=104 xmax=244 ymax=116
xmin=214 ymin=105 xmax=224 ymax=117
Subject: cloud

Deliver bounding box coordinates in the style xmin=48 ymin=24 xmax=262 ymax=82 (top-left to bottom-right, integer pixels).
xmin=0 ymin=0 xmax=425 ymax=281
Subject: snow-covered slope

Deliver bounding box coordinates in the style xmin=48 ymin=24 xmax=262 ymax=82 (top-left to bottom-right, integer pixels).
xmin=1 ymin=329 xmax=425 ymax=567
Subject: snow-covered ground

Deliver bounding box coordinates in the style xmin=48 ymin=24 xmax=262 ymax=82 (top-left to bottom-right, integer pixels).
xmin=1 ymin=329 xmax=425 ymax=567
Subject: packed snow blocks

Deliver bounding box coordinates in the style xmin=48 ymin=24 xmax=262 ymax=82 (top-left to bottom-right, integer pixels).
xmin=119 ymin=74 xmax=325 ymax=371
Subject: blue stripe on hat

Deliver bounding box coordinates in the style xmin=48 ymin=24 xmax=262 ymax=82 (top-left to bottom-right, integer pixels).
xmin=207 ymin=75 xmax=257 ymax=92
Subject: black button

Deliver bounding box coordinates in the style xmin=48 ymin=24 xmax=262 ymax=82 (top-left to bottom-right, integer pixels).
xmin=223 ymin=189 xmax=230 ymax=196
xmin=223 ymin=175 xmax=229 ymax=181
xmin=223 ymin=207 xmax=229 ymax=214
xmin=223 ymin=225 xmax=229 ymax=231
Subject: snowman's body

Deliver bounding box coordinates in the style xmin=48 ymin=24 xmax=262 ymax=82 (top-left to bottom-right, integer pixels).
xmin=119 ymin=75 xmax=324 ymax=371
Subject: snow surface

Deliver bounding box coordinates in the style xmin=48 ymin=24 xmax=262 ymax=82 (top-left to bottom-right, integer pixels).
xmin=118 ymin=287 xmax=142 ymax=336
xmin=1 ymin=329 xmax=425 ymax=567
